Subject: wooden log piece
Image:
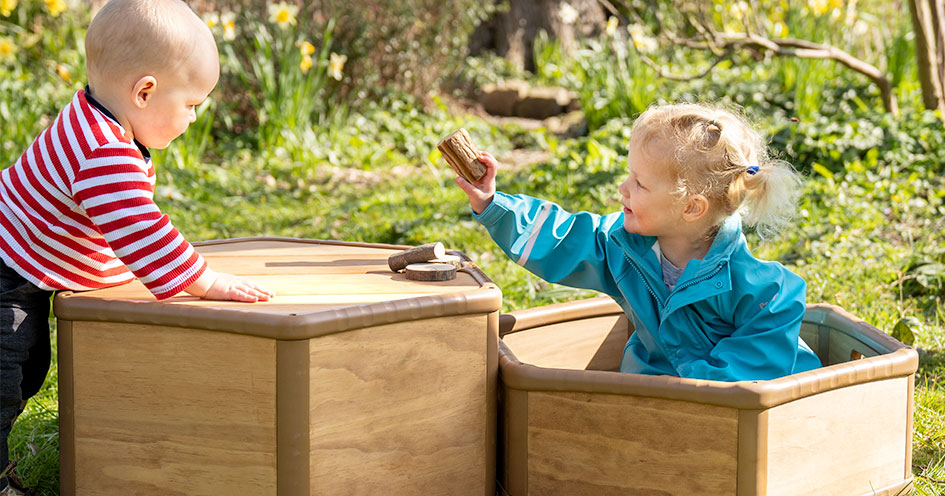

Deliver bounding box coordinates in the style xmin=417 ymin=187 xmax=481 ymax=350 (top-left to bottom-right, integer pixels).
xmin=388 ymin=242 xmax=446 ymax=272
xmin=404 ymin=263 xmax=457 ymax=281
xmin=437 ymin=128 xmax=487 ymax=183
xmin=429 ymin=254 xmax=462 ymax=268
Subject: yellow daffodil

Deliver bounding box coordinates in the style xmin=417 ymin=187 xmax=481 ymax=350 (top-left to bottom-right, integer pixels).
xmin=627 ymin=24 xmax=658 ymax=53
xmin=730 ymin=1 xmax=749 ymax=21
xmin=808 ymin=0 xmax=841 ymax=17
xmin=202 ymin=12 xmax=219 ymax=29
xmin=56 ymin=63 xmax=71 ymax=82
xmin=605 ymin=16 xmax=618 ymax=37
xmin=221 ymin=11 xmax=236 ymax=41
xmin=268 ymin=2 xmax=298 ymax=29
xmin=772 ymin=20 xmax=788 ymax=37
xmin=329 ymin=52 xmax=346 ymax=81
xmin=0 ymin=36 xmax=16 ymax=63
xmin=299 ymin=41 xmax=315 ymax=57
xmin=299 ymin=54 xmax=312 ymax=73
xmin=1 ymin=0 xmax=17 ymax=17
xmin=558 ymin=3 xmax=578 ymax=25
xmin=44 ymin=0 xmax=66 ymax=17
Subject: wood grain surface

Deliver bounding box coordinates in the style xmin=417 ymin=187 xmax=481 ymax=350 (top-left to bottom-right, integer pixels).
xmin=69 ymin=321 xmax=278 ymax=495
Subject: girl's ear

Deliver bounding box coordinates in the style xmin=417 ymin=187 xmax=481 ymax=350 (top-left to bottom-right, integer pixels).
xmin=132 ymin=76 xmax=157 ymax=109
xmin=682 ymin=194 xmax=709 ymax=223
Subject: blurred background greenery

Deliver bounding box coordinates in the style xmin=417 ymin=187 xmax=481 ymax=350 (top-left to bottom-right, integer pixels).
xmin=1 ymin=0 xmax=943 ymax=493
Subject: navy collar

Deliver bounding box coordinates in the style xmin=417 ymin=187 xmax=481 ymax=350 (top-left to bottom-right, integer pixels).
xmin=84 ymin=85 xmax=150 ymax=160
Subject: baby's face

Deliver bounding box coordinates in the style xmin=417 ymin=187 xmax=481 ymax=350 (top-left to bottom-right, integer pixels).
xmin=131 ymin=41 xmax=219 ymax=150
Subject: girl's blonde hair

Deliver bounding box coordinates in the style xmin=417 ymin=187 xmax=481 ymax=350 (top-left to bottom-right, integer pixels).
xmin=630 ymin=102 xmax=801 ymax=238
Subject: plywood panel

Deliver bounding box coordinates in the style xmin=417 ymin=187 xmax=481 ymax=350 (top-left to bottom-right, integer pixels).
xmin=74 ymin=272 xmax=479 ymax=302
xmin=765 ymin=377 xmax=909 ymax=496
xmin=307 ymin=315 xmax=491 ymax=495
xmin=196 ymin=240 xmax=400 ymax=257
xmin=70 ymin=322 xmax=278 ymax=495
xmin=502 ymin=315 xmax=628 ymax=371
xmin=527 ymin=391 xmax=738 ymax=496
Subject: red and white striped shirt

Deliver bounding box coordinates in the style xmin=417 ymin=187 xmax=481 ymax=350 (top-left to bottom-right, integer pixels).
xmin=0 ymin=89 xmax=207 ymax=300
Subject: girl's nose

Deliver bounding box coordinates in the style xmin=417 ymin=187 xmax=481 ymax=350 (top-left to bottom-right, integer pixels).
xmin=618 ymin=178 xmax=630 ymax=197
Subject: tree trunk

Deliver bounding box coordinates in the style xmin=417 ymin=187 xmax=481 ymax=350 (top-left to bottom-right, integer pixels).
xmin=471 ymin=0 xmax=605 ymax=72
xmin=909 ymin=0 xmax=945 ymax=113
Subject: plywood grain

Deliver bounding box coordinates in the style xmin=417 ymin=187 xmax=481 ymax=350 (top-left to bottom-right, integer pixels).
xmin=527 ymin=391 xmax=738 ymax=496
xmin=501 ymin=315 xmax=629 ymax=371
xmin=765 ymin=377 xmax=909 ymax=496
xmin=307 ymin=315 xmax=492 ymax=495
xmin=69 ymin=321 xmax=277 ymax=495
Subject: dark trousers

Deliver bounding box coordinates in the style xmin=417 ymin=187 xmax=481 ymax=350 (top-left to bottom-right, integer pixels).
xmin=0 ymin=260 xmax=53 ymax=488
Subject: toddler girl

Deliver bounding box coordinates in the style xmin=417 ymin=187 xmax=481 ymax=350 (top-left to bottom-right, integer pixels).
xmin=457 ymin=102 xmax=821 ymax=381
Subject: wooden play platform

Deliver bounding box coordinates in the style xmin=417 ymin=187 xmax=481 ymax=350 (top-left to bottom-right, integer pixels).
xmin=497 ymin=297 xmax=918 ymax=496
xmin=54 ymin=238 xmax=502 ymax=496
xmin=53 ymin=237 xmax=918 ymax=495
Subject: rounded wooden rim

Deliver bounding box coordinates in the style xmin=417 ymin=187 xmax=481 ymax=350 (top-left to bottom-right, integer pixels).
xmin=53 ymin=237 xmax=503 ymax=340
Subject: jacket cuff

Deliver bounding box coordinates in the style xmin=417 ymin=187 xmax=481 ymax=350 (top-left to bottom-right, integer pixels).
xmin=472 ymin=191 xmax=512 ymax=226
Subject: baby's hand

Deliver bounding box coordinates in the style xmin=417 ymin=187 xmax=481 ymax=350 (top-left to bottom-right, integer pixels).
xmin=204 ymin=273 xmax=274 ymax=302
xmin=455 ymin=151 xmax=498 ymax=214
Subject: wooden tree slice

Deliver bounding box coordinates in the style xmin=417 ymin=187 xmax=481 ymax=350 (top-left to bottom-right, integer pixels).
xmin=437 ymin=128 xmax=487 ymax=183
xmin=388 ymin=242 xmax=446 ymax=272
xmin=404 ymin=263 xmax=457 ymax=281
xmin=429 ymin=254 xmax=462 ymax=268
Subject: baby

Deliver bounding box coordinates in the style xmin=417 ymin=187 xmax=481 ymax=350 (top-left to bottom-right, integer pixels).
xmin=0 ymin=1 xmax=272 ymax=492
xmin=457 ymin=103 xmax=822 ymax=382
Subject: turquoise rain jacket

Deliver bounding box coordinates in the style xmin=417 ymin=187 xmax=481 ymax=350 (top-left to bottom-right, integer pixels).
xmin=475 ymin=192 xmax=822 ymax=382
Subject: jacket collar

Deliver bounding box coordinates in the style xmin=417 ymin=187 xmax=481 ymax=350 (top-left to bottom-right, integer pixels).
xmin=611 ymin=213 xmax=744 ymax=281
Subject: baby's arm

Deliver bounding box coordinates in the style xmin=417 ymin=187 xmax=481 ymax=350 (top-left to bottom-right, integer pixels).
xmin=185 ymin=269 xmax=275 ymax=303
xmin=454 ymin=151 xmax=498 ymax=214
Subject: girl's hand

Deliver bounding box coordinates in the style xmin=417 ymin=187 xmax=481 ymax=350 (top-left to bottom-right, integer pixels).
xmin=455 ymin=151 xmax=498 ymax=214
xmin=203 ymin=273 xmax=274 ymax=302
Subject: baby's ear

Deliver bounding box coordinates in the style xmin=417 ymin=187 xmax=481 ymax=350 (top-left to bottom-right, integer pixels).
xmin=682 ymin=194 xmax=709 ymax=222
xmin=132 ymin=75 xmax=157 ymax=108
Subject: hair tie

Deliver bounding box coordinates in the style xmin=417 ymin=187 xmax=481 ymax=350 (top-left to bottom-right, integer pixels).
xmin=710 ymin=118 xmax=719 ymax=129
xmin=746 ymin=165 xmax=759 ymax=175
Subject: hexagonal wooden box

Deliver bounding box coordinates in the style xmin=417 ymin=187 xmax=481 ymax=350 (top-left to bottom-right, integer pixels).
xmin=497 ymin=297 xmax=918 ymax=496
xmin=55 ymin=238 xmax=501 ymax=496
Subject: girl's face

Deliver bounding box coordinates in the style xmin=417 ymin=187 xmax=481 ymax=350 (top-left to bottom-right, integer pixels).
xmin=618 ymin=138 xmax=687 ymax=236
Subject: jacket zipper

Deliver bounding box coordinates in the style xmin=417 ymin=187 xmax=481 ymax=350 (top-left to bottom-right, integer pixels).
xmin=624 ymin=253 xmax=664 ymax=310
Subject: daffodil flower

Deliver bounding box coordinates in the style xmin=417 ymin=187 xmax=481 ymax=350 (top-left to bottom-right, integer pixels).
xmin=57 ymin=63 xmax=71 ymax=82
xmin=268 ymin=2 xmax=298 ymax=29
xmin=0 ymin=0 xmax=17 ymax=17
xmin=299 ymin=41 xmax=315 ymax=57
xmin=329 ymin=52 xmax=346 ymax=81
xmin=605 ymin=16 xmax=618 ymax=37
xmin=44 ymin=0 xmax=66 ymax=17
xmin=221 ymin=11 xmax=236 ymax=41
xmin=559 ymin=3 xmax=578 ymax=25
xmin=627 ymin=24 xmax=658 ymax=53
xmin=0 ymin=36 xmax=16 ymax=63
xmin=300 ymin=54 xmax=313 ymax=73
xmin=202 ymin=12 xmax=219 ymax=29
xmin=772 ymin=20 xmax=788 ymax=38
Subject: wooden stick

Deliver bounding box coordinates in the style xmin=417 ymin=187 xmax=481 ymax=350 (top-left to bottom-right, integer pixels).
xmin=388 ymin=243 xmax=446 ymax=272
xmin=405 ymin=263 xmax=457 ymax=281
xmin=437 ymin=128 xmax=487 ymax=183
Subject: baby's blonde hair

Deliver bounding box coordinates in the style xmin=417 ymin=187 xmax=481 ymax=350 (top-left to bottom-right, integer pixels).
xmin=630 ymin=102 xmax=801 ymax=238
xmin=85 ymin=0 xmax=207 ymax=88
